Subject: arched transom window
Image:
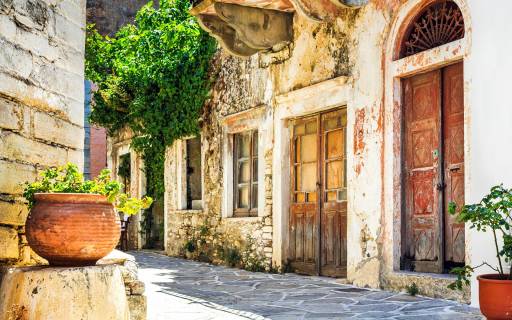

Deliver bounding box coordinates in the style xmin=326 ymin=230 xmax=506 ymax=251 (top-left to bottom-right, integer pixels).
xmin=400 ymin=1 xmax=465 ymax=58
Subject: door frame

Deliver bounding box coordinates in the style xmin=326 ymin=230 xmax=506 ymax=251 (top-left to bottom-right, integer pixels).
xmin=288 ymin=108 xmax=348 ymax=277
xmin=383 ymin=0 xmax=471 ymax=274
xmin=272 ymin=77 xmax=351 ymax=272
xmin=401 ymin=63 xmax=465 ymax=273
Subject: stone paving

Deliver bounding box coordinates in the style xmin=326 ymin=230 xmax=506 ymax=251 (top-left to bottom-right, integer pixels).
xmin=131 ymin=251 xmax=483 ymax=320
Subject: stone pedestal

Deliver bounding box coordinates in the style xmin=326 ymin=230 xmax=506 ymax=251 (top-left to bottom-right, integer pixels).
xmin=0 ymin=264 xmax=130 ymax=320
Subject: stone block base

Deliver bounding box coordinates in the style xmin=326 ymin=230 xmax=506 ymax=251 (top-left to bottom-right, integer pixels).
xmin=127 ymin=295 xmax=147 ymax=320
xmin=0 ymin=264 xmax=130 ymax=320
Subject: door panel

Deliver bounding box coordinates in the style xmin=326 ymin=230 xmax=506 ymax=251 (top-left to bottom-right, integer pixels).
xmin=403 ymin=70 xmax=443 ymax=273
xmin=321 ymin=110 xmax=347 ymax=277
xmin=443 ymin=63 xmax=465 ymax=264
xmin=289 ymin=109 xmax=347 ymax=277
xmin=290 ymin=117 xmax=320 ymax=275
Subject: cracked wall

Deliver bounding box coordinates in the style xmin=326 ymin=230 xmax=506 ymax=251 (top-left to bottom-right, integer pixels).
xmin=164 ymin=6 xmax=382 ymax=275
xmin=0 ymin=0 xmax=85 ymax=265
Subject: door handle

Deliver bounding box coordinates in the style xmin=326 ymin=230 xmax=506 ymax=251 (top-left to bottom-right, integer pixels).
xmin=436 ymin=182 xmax=446 ymax=191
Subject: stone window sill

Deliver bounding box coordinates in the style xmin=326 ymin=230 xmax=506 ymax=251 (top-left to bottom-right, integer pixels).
xmin=174 ymin=209 xmax=203 ymax=214
xmin=224 ymin=216 xmax=261 ymax=223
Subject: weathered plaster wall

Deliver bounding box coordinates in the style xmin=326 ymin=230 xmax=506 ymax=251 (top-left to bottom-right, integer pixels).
xmin=164 ymin=6 xmax=387 ymax=274
xmin=0 ymin=0 xmax=85 ymax=265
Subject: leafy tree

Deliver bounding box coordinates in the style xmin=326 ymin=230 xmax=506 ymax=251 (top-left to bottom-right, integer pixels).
xmin=85 ymin=0 xmax=217 ymax=199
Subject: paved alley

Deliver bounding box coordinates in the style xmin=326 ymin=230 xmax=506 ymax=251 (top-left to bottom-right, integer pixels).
xmin=132 ymin=251 xmax=482 ymax=320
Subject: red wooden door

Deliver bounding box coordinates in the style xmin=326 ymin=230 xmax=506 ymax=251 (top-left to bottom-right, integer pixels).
xmin=403 ymin=62 xmax=465 ymax=273
xmin=403 ymin=70 xmax=443 ymax=273
xmin=443 ymin=63 xmax=465 ymax=265
xmin=289 ymin=109 xmax=347 ymax=277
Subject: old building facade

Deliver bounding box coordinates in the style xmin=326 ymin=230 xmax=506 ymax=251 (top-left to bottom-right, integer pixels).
xmin=151 ymin=0 xmax=512 ymax=306
xmin=91 ymin=0 xmax=510 ymax=307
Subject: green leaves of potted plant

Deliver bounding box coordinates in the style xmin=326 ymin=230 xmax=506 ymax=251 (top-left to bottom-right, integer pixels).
xmin=23 ymin=163 xmax=152 ymax=266
xmin=448 ymin=185 xmax=512 ymax=320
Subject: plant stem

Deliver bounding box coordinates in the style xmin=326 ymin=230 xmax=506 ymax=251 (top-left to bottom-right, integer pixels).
xmin=492 ymin=229 xmax=504 ymax=276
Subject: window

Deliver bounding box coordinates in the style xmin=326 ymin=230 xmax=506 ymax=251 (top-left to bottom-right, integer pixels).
xmin=118 ymin=153 xmax=131 ymax=193
xmin=185 ymin=137 xmax=202 ymax=210
xmin=233 ymin=131 xmax=258 ymax=217
xmin=400 ymin=1 xmax=464 ymax=58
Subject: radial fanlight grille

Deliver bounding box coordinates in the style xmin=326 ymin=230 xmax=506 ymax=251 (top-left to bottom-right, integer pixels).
xmin=400 ymin=1 xmax=465 ymax=58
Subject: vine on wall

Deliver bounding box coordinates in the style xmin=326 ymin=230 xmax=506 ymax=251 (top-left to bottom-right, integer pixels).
xmin=85 ymin=0 xmax=216 ymax=199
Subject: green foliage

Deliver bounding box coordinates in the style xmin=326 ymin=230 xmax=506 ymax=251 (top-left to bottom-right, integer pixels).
xmin=240 ymin=236 xmax=267 ymax=272
xmin=448 ymin=185 xmax=512 ymax=290
xmin=85 ymin=0 xmax=217 ymax=199
xmin=22 ymin=163 xmax=152 ymax=216
xmin=405 ymin=283 xmax=419 ymax=296
xmin=184 ymin=239 xmax=197 ymax=253
xmin=448 ymin=265 xmax=473 ymax=290
xmin=222 ymin=247 xmax=242 ymax=267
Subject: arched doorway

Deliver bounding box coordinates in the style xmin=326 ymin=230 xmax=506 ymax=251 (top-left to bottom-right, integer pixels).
xmin=386 ymin=0 xmax=470 ymax=274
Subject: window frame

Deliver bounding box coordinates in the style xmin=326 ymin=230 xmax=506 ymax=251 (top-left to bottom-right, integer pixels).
xmin=185 ymin=136 xmax=203 ymax=210
xmin=233 ymin=130 xmax=258 ymax=217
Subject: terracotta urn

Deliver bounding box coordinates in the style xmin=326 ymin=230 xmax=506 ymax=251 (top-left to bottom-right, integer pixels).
xmin=26 ymin=193 xmax=121 ymax=266
xmin=478 ymin=274 xmax=512 ymax=320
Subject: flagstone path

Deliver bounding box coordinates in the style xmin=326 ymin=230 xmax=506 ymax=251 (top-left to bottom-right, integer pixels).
xmin=132 ymin=251 xmax=483 ymax=320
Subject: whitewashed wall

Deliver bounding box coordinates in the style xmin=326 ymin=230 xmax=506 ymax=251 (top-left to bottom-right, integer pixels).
xmin=465 ymin=0 xmax=512 ymax=307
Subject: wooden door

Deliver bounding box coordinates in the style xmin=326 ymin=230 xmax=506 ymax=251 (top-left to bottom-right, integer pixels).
xmin=403 ymin=62 xmax=465 ymax=273
xmin=320 ymin=110 xmax=348 ymax=277
xmin=289 ymin=116 xmax=320 ymax=275
xmin=289 ymin=109 xmax=347 ymax=277
xmin=403 ymin=70 xmax=443 ymax=273
xmin=443 ymin=63 xmax=465 ymax=265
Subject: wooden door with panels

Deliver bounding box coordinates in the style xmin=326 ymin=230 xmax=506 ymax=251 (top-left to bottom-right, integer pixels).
xmin=289 ymin=108 xmax=347 ymax=277
xmin=402 ymin=62 xmax=465 ymax=273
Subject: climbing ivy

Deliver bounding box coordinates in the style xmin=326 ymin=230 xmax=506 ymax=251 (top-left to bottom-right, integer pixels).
xmin=85 ymin=0 xmax=217 ymax=198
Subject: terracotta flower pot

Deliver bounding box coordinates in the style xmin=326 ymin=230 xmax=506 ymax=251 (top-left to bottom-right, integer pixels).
xmin=26 ymin=193 xmax=121 ymax=266
xmin=478 ymin=274 xmax=512 ymax=320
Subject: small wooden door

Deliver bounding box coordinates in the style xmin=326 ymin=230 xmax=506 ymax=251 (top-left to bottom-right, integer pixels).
xmin=289 ymin=109 xmax=347 ymax=277
xmin=403 ymin=62 xmax=465 ymax=273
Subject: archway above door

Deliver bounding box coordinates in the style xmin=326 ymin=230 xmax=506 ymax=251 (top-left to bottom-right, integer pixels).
xmin=399 ymin=1 xmax=465 ymax=58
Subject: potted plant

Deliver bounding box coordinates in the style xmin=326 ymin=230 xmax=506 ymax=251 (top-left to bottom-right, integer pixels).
xmin=23 ymin=163 xmax=152 ymax=266
xmin=448 ymin=185 xmax=512 ymax=320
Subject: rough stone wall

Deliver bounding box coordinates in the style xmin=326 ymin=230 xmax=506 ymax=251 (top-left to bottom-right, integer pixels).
xmin=0 ymin=0 xmax=85 ymax=265
xmin=86 ymin=0 xmax=150 ymax=36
